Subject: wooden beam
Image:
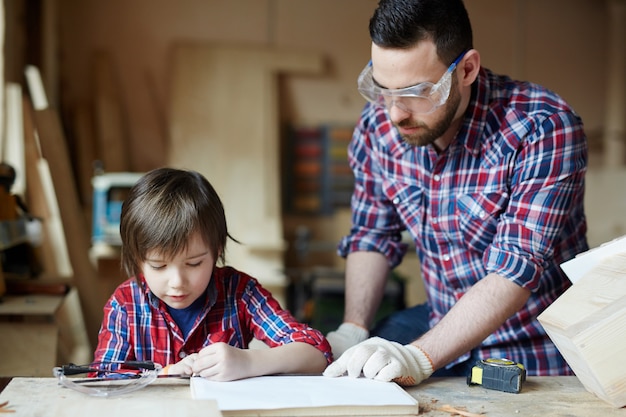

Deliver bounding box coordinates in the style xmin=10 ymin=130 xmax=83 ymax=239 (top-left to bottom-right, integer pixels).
xmin=25 ymin=65 xmax=99 ymax=350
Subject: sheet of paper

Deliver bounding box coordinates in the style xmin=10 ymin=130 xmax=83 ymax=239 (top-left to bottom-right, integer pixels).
xmin=190 ymin=375 xmax=417 ymax=411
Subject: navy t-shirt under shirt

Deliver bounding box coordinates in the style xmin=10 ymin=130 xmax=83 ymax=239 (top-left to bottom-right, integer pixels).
xmin=167 ymin=294 xmax=205 ymax=339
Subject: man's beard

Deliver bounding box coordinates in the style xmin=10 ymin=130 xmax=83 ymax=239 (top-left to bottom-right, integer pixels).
xmin=395 ymin=84 xmax=461 ymax=148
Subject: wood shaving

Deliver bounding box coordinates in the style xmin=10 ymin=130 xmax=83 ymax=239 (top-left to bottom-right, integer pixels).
xmin=0 ymin=401 xmax=15 ymax=413
xmin=437 ymin=404 xmax=485 ymax=416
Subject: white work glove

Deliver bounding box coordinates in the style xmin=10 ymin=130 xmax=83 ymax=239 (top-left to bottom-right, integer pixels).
xmin=160 ymin=353 xmax=198 ymax=377
xmin=326 ymin=322 xmax=369 ymax=358
xmin=323 ymin=337 xmax=434 ymax=386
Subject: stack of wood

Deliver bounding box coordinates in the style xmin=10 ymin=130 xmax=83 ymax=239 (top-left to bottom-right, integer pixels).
xmin=538 ymin=235 xmax=626 ymax=408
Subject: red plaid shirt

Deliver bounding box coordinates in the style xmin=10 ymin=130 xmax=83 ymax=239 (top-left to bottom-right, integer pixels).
xmin=94 ymin=266 xmax=333 ymax=367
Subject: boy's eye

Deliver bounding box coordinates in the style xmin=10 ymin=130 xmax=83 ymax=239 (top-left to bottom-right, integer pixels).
xmin=187 ymin=261 xmax=202 ymax=267
xmin=149 ymin=264 xmax=166 ymax=270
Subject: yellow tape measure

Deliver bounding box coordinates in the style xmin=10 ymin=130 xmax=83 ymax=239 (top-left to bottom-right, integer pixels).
xmin=467 ymin=358 xmax=526 ymax=393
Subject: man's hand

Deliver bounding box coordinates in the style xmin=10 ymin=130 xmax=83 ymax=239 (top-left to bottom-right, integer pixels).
xmin=323 ymin=337 xmax=433 ymax=386
xmin=161 ymin=353 xmax=198 ymax=377
xmin=326 ymin=322 xmax=369 ymax=358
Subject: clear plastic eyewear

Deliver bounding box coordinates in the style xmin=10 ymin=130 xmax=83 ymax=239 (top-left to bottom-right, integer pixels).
xmin=53 ymin=361 xmax=162 ymax=397
xmin=357 ymin=50 xmax=467 ymax=115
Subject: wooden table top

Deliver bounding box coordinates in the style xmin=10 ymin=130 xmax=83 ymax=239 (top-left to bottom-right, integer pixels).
xmin=0 ymin=375 xmax=624 ymax=416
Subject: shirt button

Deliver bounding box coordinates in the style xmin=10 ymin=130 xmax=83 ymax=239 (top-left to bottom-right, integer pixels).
xmin=479 ymin=210 xmax=486 ymax=218
xmin=443 ymin=254 xmax=450 ymax=261
xmin=432 ymin=217 xmax=438 ymax=224
xmin=393 ymin=197 xmax=400 ymax=204
xmin=433 ymin=175 xmax=441 ymax=181
xmin=179 ymin=352 xmax=187 ymax=359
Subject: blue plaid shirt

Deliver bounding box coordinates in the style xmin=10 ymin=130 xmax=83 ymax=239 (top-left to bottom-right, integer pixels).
xmin=94 ymin=266 xmax=333 ymax=367
xmin=338 ymin=67 xmax=588 ymax=375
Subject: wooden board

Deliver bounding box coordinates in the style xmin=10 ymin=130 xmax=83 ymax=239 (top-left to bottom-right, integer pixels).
xmin=92 ymin=50 xmax=130 ymax=172
xmin=539 ymin=251 xmax=626 ymax=408
xmin=168 ymin=43 xmax=324 ymax=302
xmin=3 ymin=83 xmax=26 ymax=196
xmin=22 ymin=95 xmax=72 ymax=278
xmin=25 ymin=67 xmax=100 ymax=349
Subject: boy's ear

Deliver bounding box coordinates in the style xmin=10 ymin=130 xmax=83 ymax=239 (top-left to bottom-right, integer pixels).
xmin=459 ymin=49 xmax=480 ymax=87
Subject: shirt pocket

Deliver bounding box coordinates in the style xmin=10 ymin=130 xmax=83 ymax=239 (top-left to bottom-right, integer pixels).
xmin=382 ymin=177 xmax=424 ymax=231
xmin=455 ymin=191 xmax=509 ymax=253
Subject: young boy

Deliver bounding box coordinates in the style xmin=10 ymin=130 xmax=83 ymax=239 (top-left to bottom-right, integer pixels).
xmin=93 ymin=167 xmax=332 ymax=380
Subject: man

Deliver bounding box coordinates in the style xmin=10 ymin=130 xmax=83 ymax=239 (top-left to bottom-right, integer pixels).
xmin=323 ymin=0 xmax=588 ymax=386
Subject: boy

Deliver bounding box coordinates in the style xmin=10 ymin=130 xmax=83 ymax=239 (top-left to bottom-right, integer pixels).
xmin=93 ymin=167 xmax=332 ymax=379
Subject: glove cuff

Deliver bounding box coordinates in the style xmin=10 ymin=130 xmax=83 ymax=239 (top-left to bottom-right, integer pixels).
xmin=405 ymin=344 xmax=434 ymax=377
xmin=338 ymin=322 xmax=369 ymax=342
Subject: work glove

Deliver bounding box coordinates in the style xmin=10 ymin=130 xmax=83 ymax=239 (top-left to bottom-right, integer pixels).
xmin=160 ymin=353 xmax=198 ymax=377
xmin=326 ymin=322 xmax=369 ymax=358
xmin=323 ymin=337 xmax=434 ymax=386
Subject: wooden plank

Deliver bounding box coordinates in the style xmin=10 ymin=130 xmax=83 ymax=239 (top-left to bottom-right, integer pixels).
xmin=72 ymin=103 xmax=97 ymax=207
xmin=25 ymin=66 xmax=100 ymax=349
xmin=93 ymin=50 xmax=130 ymax=172
xmin=54 ymin=287 xmax=93 ymax=367
xmin=168 ymin=44 xmax=323 ymax=303
xmin=0 ymin=294 xmax=63 ymax=316
xmin=3 ymin=83 xmax=26 ymax=197
xmin=22 ymin=94 xmax=72 ymax=279
xmin=539 ymin=252 xmax=626 ymax=408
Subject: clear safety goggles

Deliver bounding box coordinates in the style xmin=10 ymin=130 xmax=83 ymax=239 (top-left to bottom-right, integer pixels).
xmin=357 ymin=50 xmax=467 ymax=115
xmin=53 ymin=361 xmax=162 ymax=397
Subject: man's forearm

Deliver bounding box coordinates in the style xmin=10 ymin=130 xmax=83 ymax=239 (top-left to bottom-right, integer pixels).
xmin=413 ymin=273 xmax=531 ymax=370
xmin=343 ymin=251 xmax=390 ymax=328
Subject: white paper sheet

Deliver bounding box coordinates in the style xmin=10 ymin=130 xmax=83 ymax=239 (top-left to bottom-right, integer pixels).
xmin=190 ymin=375 xmax=417 ymax=411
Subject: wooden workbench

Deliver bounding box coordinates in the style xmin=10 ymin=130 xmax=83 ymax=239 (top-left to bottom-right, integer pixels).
xmin=0 ymin=376 xmax=624 ymax=416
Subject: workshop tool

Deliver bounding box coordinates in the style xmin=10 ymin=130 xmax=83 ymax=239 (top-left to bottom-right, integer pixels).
xmin=467 ymin=358 xmax=526 ymax=393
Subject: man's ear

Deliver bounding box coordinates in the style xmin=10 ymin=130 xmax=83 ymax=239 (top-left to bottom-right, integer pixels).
xmin=459 ymin=49 xmax=481 ymax=86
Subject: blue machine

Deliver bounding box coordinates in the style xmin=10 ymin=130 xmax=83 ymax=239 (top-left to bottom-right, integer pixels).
xmin=92 ymin=173 xmax=143 ymax=246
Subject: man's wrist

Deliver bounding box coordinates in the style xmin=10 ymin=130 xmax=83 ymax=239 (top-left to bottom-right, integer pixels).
xmin=343 ymin=321 xmax=369 ymax=332
xmin=406 ymin=344 xmax=434 ymax=375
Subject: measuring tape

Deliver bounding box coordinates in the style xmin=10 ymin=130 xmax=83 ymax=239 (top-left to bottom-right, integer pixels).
xmin=467 ymin=358 xmax=526 ymax=393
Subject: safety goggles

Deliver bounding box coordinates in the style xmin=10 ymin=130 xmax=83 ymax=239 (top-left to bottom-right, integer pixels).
xmin=357 ymin=50 xmax=467 ymax=115
xmin=53 ymin=361 xmax=162 ymax=397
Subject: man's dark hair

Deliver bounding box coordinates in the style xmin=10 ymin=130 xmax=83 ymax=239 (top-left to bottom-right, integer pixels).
xmin=369 ymin=0 xmax=473 ymax=65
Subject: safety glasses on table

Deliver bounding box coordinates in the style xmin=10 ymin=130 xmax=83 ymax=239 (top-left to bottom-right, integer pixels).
xmin=52 ymin=361 xmax=162 ymax=397
xmin=357 ymin=50 xmax=467 ymax=115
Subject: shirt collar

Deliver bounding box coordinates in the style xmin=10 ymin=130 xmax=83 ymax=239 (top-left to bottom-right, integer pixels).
xmin=458 ymin=66 xmax=490 ymax=158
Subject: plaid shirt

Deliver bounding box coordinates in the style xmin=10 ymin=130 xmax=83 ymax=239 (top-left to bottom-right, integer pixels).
xmin=338 ymin=67 xmax=588 ymax=375
xmin=94 ymin=266 xmax=333 ymax=367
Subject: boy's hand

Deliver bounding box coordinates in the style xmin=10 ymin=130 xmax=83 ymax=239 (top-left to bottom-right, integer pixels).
xmin=323 ymin=337 xmax=434 ymax=386
xmin=192 ymin=342 xmax=252 ymax=381
xmin=161 ymin=353 xmax=198 ymax=376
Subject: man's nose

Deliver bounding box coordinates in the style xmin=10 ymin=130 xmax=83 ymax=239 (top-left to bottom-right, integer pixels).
xmin=387 ymin=101 xmax=412 ymax=124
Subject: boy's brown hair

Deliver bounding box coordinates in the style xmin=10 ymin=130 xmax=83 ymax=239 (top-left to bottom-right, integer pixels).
xmin=120 ymin=167 xmax=232 ymax=281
